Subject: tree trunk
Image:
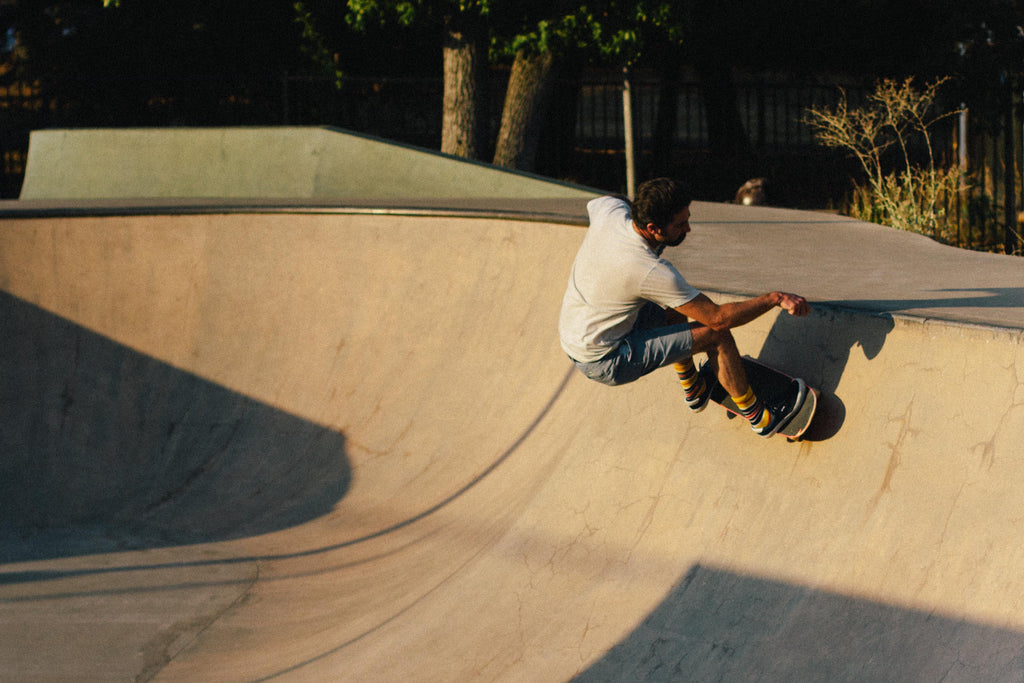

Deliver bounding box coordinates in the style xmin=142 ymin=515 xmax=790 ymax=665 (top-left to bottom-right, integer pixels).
xmin=492 ymin=49 xmax=556 ymax=171
xmin=441 ymin=26 xmax=484 ymax=159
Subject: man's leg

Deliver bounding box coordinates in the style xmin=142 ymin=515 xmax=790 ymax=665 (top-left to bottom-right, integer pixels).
xmin=673 ymin=355 xmax=710 ymax=411
xmin=665 ymin=308 xmax=747 ymax=399
xmin=666 ymin=309 xmax=805 ymax=437
xmin=584 ymin=304 xmax=695 ymax=386
xmin=687 ymin=322 xmax=748 ymax=397
xmin=661 ymin=308 xmax=736 ymax=413
xmin=687 ymin=321 xmax=781 ymax=434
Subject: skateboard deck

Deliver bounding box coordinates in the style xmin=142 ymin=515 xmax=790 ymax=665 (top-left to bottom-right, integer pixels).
xmin=697 ymin=356 xmax=818 ymax=441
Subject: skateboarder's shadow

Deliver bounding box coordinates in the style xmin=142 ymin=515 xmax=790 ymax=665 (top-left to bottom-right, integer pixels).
xmin=754 ymin=306 xmax=895 ymax=441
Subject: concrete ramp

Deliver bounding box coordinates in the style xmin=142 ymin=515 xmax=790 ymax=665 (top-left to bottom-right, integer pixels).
xmin=1 ymin=206 xmax=1023 ymax=681
xmin=18 ymin=127 xmax=596 ymax=201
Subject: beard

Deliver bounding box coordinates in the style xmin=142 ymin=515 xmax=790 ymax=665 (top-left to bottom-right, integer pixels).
xmin=664 ymin=232 xmax=687 ymax=247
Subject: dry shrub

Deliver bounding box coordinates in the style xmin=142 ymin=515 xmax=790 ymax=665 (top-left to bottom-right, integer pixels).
xmin=805 ymin=78 xmax=965 ymax=243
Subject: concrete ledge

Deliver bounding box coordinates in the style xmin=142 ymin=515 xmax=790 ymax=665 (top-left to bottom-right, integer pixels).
xmin=0 ymin=196 xmax=592 ymax=225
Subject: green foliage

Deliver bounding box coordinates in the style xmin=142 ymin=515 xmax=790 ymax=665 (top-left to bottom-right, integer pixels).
xmin=343 ymin=0 xmax=686 ymax=64
xmin=345 ymin=0 xmax=490 ymax=31
xmin=805 ymin=78 xmax=966 ymax=242
xmin=494 ymin=1 xmax=687 ymax=65
xmin=346 ymin=0 xmax=421 ymax=30
xmin=491 ymin=7 xmax=602 ymax=59
xmin=294 ymin=2 xmax=344 ymax=88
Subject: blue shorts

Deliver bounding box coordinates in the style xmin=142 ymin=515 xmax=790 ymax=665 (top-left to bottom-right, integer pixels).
xmin=572 ymin=303 xmax=694 ymax=386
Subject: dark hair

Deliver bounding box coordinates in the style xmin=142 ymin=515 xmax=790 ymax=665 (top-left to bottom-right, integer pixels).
xmin=632 ymin=178 xmax=691 ymax=229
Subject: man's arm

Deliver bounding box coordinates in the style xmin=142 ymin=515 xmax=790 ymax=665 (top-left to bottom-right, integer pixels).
xmin=675 ymin=292 xmax=809 ymax=331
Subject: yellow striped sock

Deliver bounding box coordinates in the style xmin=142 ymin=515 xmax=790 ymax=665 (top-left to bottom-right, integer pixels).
xmin=673 ymin=359 xmax=708 ymax=405
xmin=733 ymin=387 xmax=770 ymax=430
xmin=673 ymin=359 xmax=699 ymax=389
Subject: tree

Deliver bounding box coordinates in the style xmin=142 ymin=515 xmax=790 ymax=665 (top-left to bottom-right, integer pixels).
xmin=490 ymin=1 xmax=689 ymax=172
xmin=488 ymin=5 xmax=596 ymax=170
xmin=608 ymin=2 xmax=688 ymax=179
xmin=345 ymin=1 xmax=489 ymax=159
xmin=440 ymin=12 xmax=486 ymax=158
xmin=339 ymin=1 xmax=679 ymax=172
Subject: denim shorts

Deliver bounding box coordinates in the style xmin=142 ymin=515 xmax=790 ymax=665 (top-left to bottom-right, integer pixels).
xmin=572 ymin=303 xmax=694 ymax=386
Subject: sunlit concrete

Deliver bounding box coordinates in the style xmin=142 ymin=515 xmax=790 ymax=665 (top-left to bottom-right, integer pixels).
xmin=0 ymin=201 xmax=1023 ymax=680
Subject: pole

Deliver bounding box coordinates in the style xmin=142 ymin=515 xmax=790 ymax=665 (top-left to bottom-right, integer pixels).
xmin=622 ymin=66 xmax=636 ymax=199
xmin=957 ymin=105 xmax=967 ymax=246
xmin=958 ymin=105 xmax=968 ymax=176
xmin=1005 ymin=88 xmax=1017 ymax=254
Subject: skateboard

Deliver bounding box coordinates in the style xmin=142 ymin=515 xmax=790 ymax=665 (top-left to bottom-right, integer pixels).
xmin=696 ymin=356 xmax=818 ymax=441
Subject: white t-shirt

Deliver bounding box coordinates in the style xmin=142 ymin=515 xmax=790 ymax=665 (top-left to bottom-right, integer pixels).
xmin=558 ymin=195 xmax=702 ymax=362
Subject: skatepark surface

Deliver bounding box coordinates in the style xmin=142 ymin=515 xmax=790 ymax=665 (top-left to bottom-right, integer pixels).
xmin=2 ymin=198 xmax=1023 ymax=681
xmin=2 ymin=129 xmax=1024 ymax=680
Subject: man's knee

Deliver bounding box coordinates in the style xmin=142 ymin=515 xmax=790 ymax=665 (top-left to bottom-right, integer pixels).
xmin=690 ymin=324 xmax=736 ymax=355
xmin=665 ymin=307 xmax=688 ymax=325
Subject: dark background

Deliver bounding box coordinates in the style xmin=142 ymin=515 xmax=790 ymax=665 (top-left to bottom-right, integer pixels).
xmin=2 ymin=0 xmax=1022 ymax=251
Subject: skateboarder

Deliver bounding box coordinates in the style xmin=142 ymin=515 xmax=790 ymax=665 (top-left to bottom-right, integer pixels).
xmin=558 ymin=177 xmax=810 ymax=437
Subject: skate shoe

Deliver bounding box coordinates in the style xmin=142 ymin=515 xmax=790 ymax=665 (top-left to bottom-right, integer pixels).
xmin=752 ymin=377 xmax=808 ymax=438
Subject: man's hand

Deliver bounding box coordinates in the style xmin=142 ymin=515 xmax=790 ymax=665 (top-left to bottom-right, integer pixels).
xmin=777 ymin=292 xmax=810 ymax=316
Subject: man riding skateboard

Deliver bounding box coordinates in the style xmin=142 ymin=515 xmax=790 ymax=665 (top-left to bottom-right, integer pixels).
xmin=558 ymin=177 xmax=810 ymax=437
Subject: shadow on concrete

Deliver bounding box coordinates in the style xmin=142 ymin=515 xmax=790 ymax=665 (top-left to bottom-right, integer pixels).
xmin=0 ymin=291 xmax=352 ymax=563
xmin=574 ymin=564 xmax=1024 ymax=681
xmin=755 ymin=306 xmax=897 ymax=442
xmin=816 ymin=287 xmax=1024 ymax=323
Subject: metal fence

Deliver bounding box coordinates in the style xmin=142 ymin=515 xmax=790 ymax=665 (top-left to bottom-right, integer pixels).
xmin=575 ymin=77 xmax=861 ymax=150
xmin=571 ymin=73 xmax=1018 ymax=253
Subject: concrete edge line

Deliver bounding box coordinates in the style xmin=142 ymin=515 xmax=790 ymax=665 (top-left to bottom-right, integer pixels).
xmin=0 ymin=202 xmax=591 ymax=227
